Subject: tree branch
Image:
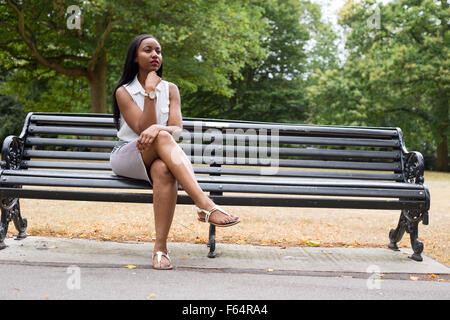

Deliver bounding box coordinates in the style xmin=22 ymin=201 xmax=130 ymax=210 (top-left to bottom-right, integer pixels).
xmin=87 ymin=14 xmax=113 ymax=73
xmin=6 ymin=0 xmax=88 ymax=78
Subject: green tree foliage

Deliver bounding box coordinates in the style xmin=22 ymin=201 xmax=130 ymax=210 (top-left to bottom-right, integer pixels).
xmin=0 ymin=94 xmax=26 ymax=144
xmin=0 ymin=0 xmax=268 ymax=114
xmin=307 ymin=0 xmax=449 ymax=171
xmin=183 ymin=0 xmax=339 ymax=123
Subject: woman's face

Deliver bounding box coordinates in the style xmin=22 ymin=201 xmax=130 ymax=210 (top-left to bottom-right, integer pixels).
xmin=135 ymin=37 xmax=162 ymax=73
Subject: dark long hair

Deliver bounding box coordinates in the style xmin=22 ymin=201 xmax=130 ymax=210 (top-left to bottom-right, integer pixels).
xmin=112 ymin=34 xmax=163 ymax=130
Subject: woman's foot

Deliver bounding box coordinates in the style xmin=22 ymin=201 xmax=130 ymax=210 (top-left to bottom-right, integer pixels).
xmin=152 ymin=249 xmax=173 ymax=270
xmin=196 ymin=205 xmax=240 ymax=227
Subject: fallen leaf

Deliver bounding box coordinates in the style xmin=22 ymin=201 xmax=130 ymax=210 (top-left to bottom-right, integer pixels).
xmin=266 ymin=268 xmax=274 ymax=272
xmin=147 ymin=293 xmax=156 ymax=299
xmin=124 ymin=265 xmax=137 ymax=269
xmin=307 ymin=240 xmax=320 ymax=247
xmin=410 ymin=275 xmax=419 ymax=281
xmin=428 ymin=274 xmax=437 ymax=279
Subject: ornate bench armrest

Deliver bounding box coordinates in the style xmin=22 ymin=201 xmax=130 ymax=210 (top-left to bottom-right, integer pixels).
xmin=403 ymin=151 xmax=425 ymax=185
xmin=1 ymin=136 xmax=24 ymax=170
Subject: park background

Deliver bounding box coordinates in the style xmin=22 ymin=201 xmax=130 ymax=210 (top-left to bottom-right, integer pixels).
xmin=0 ymin=0 xmax=448 ymax=265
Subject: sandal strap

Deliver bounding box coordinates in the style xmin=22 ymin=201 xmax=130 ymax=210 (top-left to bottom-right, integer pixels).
xmin=196 ymin=205 xmax=234 ymax=223
xmin=153 ymin=251 xmax=171 ymax=266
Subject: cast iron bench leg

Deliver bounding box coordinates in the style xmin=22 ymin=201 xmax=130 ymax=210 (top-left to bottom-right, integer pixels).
xmin=0 ymin=198 xmax=27 ymax=249
xmin=207 ymin=224 xmax=216 ymax=258
xmin=389 ymin=209 xmax=424 ymax=261
xmin=0 ymin=208 xmax=8 ymax=250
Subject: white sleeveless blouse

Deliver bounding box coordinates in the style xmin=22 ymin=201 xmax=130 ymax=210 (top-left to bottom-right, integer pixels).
xmin=117 ymin=75 xmax=170 ymax=141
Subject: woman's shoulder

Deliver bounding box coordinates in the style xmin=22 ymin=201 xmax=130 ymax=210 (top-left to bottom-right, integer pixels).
xmin=115 ymin=85 xmax=128 ymax=97
xmin=164 ymin=81 xmax=179 ymax=94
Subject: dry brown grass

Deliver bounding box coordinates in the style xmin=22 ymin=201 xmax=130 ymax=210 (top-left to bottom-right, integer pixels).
xmin=5 ymin=171 xmax=449 ymax=266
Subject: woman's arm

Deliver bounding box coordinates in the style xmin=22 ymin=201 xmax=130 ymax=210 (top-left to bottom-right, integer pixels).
xmin=137 ymin=82 xmax=183 ymax=151
xmin=115 ymin=72 xmax=161 ymax=135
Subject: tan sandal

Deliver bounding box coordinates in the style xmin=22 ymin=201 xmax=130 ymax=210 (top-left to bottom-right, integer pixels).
xmin=152 ymin=251 xmax=173 ymax=270
xmin=196 ymin=205 xmax=240 ymax=227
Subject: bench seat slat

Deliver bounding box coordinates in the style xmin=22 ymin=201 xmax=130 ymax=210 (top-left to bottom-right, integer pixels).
xmin=0 ymin=175 xmax=425 ymax=199
xmin=0 ymin=187 xmax=425 ymax=210
xmin=2 ymin=169 xmax=419 ymax=189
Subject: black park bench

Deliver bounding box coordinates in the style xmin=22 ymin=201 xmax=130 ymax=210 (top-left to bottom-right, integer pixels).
xmin=0 ymin=112 xmax=430 ymax=261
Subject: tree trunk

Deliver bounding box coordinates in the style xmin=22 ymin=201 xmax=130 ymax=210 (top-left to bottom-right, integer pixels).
xmin=87 ymin=51 xmax=107 ymax=114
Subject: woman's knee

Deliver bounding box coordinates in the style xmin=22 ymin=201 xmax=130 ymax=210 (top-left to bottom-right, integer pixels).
xmin=155 ymin=130 xmax=175 ymax=144
xmin=150 ymin=159 xmax=175 ymax=182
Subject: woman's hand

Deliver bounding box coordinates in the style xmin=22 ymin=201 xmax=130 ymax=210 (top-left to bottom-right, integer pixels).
xmin=145 ymin=71 xmax=161 ymax=92
xmin=137 ymin=125 xmax=161 ymax=152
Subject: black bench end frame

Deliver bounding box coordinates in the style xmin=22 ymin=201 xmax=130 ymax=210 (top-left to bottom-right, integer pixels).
xmin=0 ymin=112 xmax=430 ymax=261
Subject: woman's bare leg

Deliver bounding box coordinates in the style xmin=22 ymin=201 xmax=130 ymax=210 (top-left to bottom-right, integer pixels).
xmin=150 ymin=159 xmax=177 ymax=268
xmin=140 ymin=130 xmax=237 ymax=225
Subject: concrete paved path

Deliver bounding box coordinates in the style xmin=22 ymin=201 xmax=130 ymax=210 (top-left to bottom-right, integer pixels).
xmin=0 ymin=236 xmax=448 ymax=301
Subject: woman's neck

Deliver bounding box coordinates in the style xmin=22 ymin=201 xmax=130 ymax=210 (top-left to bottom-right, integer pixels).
xmin=137 ymin=70 xmax=149 ymax=89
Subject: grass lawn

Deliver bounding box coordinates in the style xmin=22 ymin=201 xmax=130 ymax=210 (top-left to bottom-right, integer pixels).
xmin=4 ymin=170 xmax=449 ymax=266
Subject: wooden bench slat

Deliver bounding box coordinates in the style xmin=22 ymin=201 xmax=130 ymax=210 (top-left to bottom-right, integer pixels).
xmin=26 ymin=135 xmax=400 ymax=149
xmin=21 ymin=160 xmax=111 ymax=170
xmin=24 ymin=150 xmax=110 ymax=161
xmin=0 ymin=176 xmax=424 ymax=199
xmin=182 ymin=120 xmax=399 ymax=137
xmin=183 ymin=144 xmax=400 ymax=160
xmin=188 ymin=156 xmax=401 ymax=171
xmin=28 ymin=125 xmax=117 ymax=137
xmin=22 ymin=153 xmax=400 ymax=171
xmin=30 ymin=114 xmax=399 ymax=138
xmin=31 ymin=115 xmax=114 ymax=126
xmin=2 ymin=169 xmax=420 ymax=189
xmin=24 ymin=145 xmax=400 ymax=161
xmin=0 ymin=187 xmax=425 ymax=210
xmin=192 ymin=166 xmax=403 ymax=181
xmin=14 ymin=166 xmax=403 ymax=181
xmin=25 ymin=137 xmax=116 ymax=148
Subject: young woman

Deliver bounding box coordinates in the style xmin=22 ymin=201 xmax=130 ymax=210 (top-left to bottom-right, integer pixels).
xmin=110 ymin=34 xmax=240 ymax=270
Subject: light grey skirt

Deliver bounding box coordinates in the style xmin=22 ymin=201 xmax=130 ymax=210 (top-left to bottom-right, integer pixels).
xmin=110 ymin=139 xmax=152 ymax=185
